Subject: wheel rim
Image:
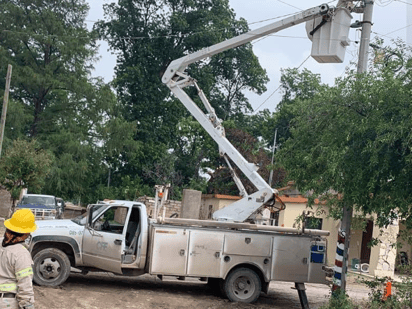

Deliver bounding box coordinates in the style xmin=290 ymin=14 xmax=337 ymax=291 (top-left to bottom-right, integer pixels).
xmin=39 ymin=257 xmax=62 ymax=280
xmin=232 ymin=275 xmax=256 ymax=300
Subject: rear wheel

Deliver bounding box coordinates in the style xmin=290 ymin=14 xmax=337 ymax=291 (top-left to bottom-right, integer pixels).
xmin=223 ymin=268 xmax=262 ymax=303
xmin=33 ymin=248 xmax=71 ymax=286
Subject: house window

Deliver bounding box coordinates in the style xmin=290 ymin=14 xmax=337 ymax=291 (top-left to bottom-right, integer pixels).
xmin=270 ymin=211 xmax=279 ymax=226
xmin=305 ymin=217 xmax=323 ymax=230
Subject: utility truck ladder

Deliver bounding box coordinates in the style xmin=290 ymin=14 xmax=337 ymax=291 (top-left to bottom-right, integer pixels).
xmin=162 ymin=3 xmax=351 ymax=222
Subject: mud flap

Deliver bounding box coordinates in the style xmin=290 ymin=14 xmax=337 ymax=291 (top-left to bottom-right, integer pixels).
xmin=262 ymin=281 xmax=270 ymax=294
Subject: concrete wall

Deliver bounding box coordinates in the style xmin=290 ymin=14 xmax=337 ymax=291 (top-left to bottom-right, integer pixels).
xmin=114 ymin=207 xmax=128 ymax=224
xmin=180 ymin=189 xmax=202 ymax=219
xmin=200 ymin=194 xmax=242 ymax=220
xmin=0 ymin=188 xmax=12 ymax=218
xmin=348 ymin=229 xmax=364 ymax=266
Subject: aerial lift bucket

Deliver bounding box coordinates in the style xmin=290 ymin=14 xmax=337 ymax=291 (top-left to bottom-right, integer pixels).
xmin=306 ymin=8 xmax=352 ymax=63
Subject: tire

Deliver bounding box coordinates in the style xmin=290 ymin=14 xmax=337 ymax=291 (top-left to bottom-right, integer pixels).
xmin=223 ymin=268 xmax=262 ymax=303
xmin=33 ymin=248 xmax=71 ymax=286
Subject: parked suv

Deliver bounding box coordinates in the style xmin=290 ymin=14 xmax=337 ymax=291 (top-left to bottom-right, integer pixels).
xmin=16 ymin=194 xmax=63 ymax=220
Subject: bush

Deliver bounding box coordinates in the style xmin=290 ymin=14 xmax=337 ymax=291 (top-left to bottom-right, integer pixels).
xmin=359 ymin=274 xmax=412 ymax=309
xmin=320 ymin=291 xmax=358 ymax=309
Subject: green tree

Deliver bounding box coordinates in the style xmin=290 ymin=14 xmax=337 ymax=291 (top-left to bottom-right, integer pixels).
xmin=277 ymin=40 xmax=412 ymax=227
xmin=0 ymin=0 xmax=97 ymax=137
xmin=248 ymin=68 xmax=324 ymax=148
xmin=97 ymin=0 xmax=269 ymax=190
xmin=0 ymin=0 xmax=138 ymax=203
xmin=0 ymin=139 xmax=52 ymax=212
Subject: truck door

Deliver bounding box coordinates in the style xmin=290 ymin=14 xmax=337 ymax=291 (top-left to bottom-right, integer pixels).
xmin=187 ymin=231 xmax=224 ymax=277
xmin=271 ymin=236 xmax=310 ymax=282
xmin=82 ymin=206 xmax=130 ymax=274
xmin=150 ymin=227 xmax=189 ymax=275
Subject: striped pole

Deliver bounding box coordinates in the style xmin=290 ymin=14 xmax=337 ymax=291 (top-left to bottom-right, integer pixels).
xmin=332 ymin=229 xmax=346 ymax=292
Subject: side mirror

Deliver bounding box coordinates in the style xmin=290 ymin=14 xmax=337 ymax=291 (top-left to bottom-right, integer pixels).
xmin=86 ymin=205 xmax=94 ymax=229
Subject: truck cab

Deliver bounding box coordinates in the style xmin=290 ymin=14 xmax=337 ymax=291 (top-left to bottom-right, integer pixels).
xmin=16 ymin=194 xmax=63 ymax=220
xmin=29 ymin=201 xmax=149 ymax=286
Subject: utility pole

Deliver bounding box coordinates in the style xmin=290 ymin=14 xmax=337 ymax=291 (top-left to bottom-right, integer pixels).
xmin=332 ymin=0 xmax=374 ymax=293
xmin=357 ymin=1 xmax=374 ymax=74
xmin=268 ymin=128 xmax=278 ymax=187
xmin=0 ymin=65 xmax=12 ymax=158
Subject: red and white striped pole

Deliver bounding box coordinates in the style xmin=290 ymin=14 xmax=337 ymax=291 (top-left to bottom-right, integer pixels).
xmin=332 ymin=229 xmax=346 ymax=292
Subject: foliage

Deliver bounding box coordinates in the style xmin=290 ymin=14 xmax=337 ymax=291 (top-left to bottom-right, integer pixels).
xmin=247 ymin=68 xmax=324 ymax=148
xmin=276 ymin=40 xmax=412 ymax=227
xmin=320 ymin=291 xmax=358 ymax=309
xmin=0 ymin=139 xmax=52 ymax=210
xmin=96 ymin=0 xmax=270 ymax=193
xmin=173 ymin=117 xmax=217 ymax=187
xmin=0 ymin=0 xmax=138 ymax=204
xmin=0 ymin=0 xmax=97 ymax=137
xmin=358 ymin=275 xmax=412 ymax=309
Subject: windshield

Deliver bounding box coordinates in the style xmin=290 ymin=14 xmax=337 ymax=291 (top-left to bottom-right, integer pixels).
xmin=71 ymin=205 xmax=108 ymax=226
xmin=20 ymin=196 xmax=55 ymax=206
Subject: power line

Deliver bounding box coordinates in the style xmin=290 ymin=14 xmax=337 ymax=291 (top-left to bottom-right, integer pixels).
xmin=384 ymin=23 xmax=412 ymax=35
xmin=1 ymin=0 xmax=350 ymax=43
xmin=253 ymin=55 xmax=311 ymax=113
xmin=372 ymin=30 xmax=412 ymax=48
xmin=276 ymin=0 xmax=302 ymax=11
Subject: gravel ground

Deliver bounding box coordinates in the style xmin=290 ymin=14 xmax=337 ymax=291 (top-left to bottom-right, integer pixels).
xmin=0 ymin=219 xmax=369 ymax=308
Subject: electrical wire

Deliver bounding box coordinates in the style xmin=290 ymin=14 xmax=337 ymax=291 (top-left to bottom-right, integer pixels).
xmin=372 ymin=30 xmax=412 ymax=48
xmin=253 ymin=54 xmax=311 ymax=113
xmin=1 ymin=0 xmax=349 ymax=42
xmin=384 ymin=23 xmax=412 ymax=35
xmin=0 ymin=9 xmax=303 ymax=42
xmin=276 ymin=0 xmax=302 ymax=11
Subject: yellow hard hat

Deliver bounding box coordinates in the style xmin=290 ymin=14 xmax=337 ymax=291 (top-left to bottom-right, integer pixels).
xmin=4 ymin=209 xmax=37 ymax=234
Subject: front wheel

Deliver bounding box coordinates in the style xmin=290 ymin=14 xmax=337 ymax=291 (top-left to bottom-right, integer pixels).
xmin=33 ymin=248 xmax=71 ymax=286
xmin=223 ymin=268 xmax=262 ymax=303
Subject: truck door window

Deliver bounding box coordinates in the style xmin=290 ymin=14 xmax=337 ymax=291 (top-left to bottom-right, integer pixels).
xmin=93 ymin=206 xmax=128 ymax=234
xmin=125 ymin=208 xmax=140 ymax=247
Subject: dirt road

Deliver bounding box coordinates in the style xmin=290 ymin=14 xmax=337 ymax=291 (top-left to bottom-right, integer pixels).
xmin=32 ymin=272 xmax=369 ymax=309
xmin=0 ymin=220 xmax=369 ymax=309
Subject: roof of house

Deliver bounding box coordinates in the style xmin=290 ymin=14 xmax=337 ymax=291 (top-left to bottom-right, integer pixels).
xmin=277 ymin=195 xmax=321 ymax=204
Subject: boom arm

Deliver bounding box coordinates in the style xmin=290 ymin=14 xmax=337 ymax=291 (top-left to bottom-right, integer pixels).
xmin=162 ymin=4 xmax=330 ymax=85
xmin=162 ymin=4 xmax=332 ymax=222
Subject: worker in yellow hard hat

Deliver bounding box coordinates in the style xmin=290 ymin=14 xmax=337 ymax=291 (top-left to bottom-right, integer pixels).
xmin=0 ymin=209 xmax=37 ymax=309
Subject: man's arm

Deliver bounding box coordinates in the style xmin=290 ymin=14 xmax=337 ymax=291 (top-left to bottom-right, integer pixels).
xmin=14 ymin=248 xmax=35 ymax=309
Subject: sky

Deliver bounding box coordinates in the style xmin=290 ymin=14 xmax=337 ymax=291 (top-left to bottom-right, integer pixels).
xmin=86 ymin=0 xmax=409 ymax=112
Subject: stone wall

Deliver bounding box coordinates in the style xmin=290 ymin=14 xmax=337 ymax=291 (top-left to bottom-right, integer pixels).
xmin=0 ymin=188 xmax=12 ymax=218
xmin=373 ymin=222 xmax=399 ymax=277
xmin=137 ymin=196 xmax=182 ymax=219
